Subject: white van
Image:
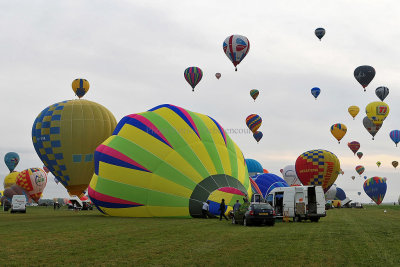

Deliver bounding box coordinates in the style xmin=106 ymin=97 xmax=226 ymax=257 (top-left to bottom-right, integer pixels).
xmin=11 ymin=195 xmax=27 ymax=213
xmin=266 ymin=186 xmax=326 ymax=222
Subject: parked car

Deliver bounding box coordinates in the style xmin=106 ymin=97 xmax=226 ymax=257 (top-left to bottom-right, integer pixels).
xmin=232 ymin=202 xmax=275 ymax=226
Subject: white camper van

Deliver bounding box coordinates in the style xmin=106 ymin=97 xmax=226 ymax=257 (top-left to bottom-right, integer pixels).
xmin=11 ymin=195 xmax=27 ymax=213
xmin=266 ymin=186 xmax=326 ymax=222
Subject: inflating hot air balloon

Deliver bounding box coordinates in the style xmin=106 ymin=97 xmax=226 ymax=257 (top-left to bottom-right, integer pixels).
xmin=315 ymin=28 xmax=325 ymax=40
xmin=72 ymin=79 xmax=90 ymax=98
xmin=311 ymin=87 xmax=320 ymax=100
xmin=364 ymin=176 xmax=367 ymax=180
xmin=16 ymin=168 xmax=47 ymax=202
xmin=184 ymin=67 xmax=203 ymax=92
xmin=355 ymin=165 xmax=365 ymax=176
xmin=253 ymin=173 xmax=289 ymax=198
xmin=348 ymin=106 xmax=360 ymax=120
xmin=389 ymin=130 xmax=400 ymax=147
xmin=1 ymin=184 xmax=29 ymax=205
xmin=364 ymin=177 xmax=386 ymax=205
xmin=366 ymin=101 xmax=389 ymax=126
xmin=245 ymin=159 xmax=264 ymax=176
xmin=330 ymin=123 xmax=347 ymax=143
xmin=88 ymin=104 xmax=253 ymax=217
xmin=335 ymin=187 xmax=346 ymax=201
xmin=363 ymin=116 xmax=381 ymax=140
xmin=4 ymin=152 xmax=19 ymax=173
xmin=215 ymin=73 xmax=221 ymax=79
xmin=32 ymin=99 xmax=117 ymax=196
xmin=250 ymin=89 xmax=259 ymax=101
xmin=3 ymin=171 xmax=19 ymax=189
xmin=392 ymin=161 xmax=398 ymax=169
xmin=223 ymin=35 xmax=250 ymax=71
xmin=295 ymin=149 xmax=340 ymax=192
xmin=376 ymin=161 xmax=381 ymax=168
xmin=325 ymin=184 xmax=337 ymax=200
xmin=357 ymin=152 xmax=363 ymax=159
xmin=281 ymin=165 xmax=302 ymax=186
xmin=246 ymin=114 xmax=262 ymax=133
xmin=375 ymin=86 xmax=389 ymax=101
xmin=253 ymin=131 xmax=263 ymax=143
xmin=354 ymin=65 xmax=375 ymax=91
xmin=348 ymin=141 xmax=360 ymax=155
xmin=351 ymin=176 xmax=355 ymax=180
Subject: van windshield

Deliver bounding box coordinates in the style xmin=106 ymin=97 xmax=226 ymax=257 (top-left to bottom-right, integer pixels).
xmin=252 ymin=203 xmax=272 ymax=210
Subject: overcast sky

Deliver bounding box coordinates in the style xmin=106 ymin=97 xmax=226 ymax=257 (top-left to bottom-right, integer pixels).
xmin=1 ymin=1 xmax=399 ymax=203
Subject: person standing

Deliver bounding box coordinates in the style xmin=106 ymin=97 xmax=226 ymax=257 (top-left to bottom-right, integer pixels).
xmin=202 ymin=201 xmax=210 ymax=218
xmin=233 ymin=199 xmax=241 ymax=212
xmin=219 ymin=199 xmax=228 ymax=221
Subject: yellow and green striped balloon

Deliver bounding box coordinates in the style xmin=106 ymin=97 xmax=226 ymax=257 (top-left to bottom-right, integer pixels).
xmin=89 ymin=104 xmax=252 ymax=217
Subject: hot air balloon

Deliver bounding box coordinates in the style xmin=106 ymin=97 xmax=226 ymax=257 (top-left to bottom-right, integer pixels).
xmin=330 ymin=123 xmax=347 ymax=143
xmin=335 ymin=187 xmax=346 ymax=201
xmin=253 ymin=131 xmax=263 ymax=143
xmin=215 ymin=73 xmax=221 ymax=79
xmin=376 ymin=161 xmax=381 ymax=167
xmin=315 ymin=28 xmax=325 ymax=40
xmin=311 ymin=87 xmax=320 ymax=100
xmin=4 ymin=152 xmax=19 ymax=173
xmin=355 ymin=165 xmax=365 ymax=176
xmin=366 ymin=101 xmax=389 ymax=126
xmin=245 ymin=159 xmax=264 ymax=176
xmin=16 ymin=168 xmax=47 ymax=202
xmin=32 ymin=99 xmax=117 ymax=197
xmin=348 ymin=106 xmax=360 ymax=120
xmin=1 ymin=184 xmax=29 ymax=205
xmin=358 ymin=192 xmax=361 ymax=196
xmin=88 ymin=104 xmax=253 ymax=217
xmin=363 ymin=116 xmax=381 ymax=140
xmin=375 ymin=86 xmax=389 ymax=101
xmin=357 ymin=152 xmax=363 ymax=159
xmin=281 ymin=165 xmax=302 ymax=186
xmin=351 ymin=176 xmax=355 ymax=180
xmin=392 ymin=161 xmax=398 ymax=169
xmin=3 ymin=171 xmax=19 ymax=189
xmin=184 ymin=67 xmax=203 ymax=92
xmin=347 ymin=141 xmax=360 ymax=155
xmin=295 ymin=149 xmax=340 ymax=192
xmin=389 ymin=130 xmax=400 ymax=147
xmin=250 ymin=89 xmax=259 ymax=101
xmin=363 ymin=177 xmax=386 ymax=205
xmin=246 ymin=114 xmax=262 ymax=133
xmin=263 ymin=169 xmax=269 ymax=173
xmin=325 ymin=185 xmax=337 ymax=200
xmin=253 ymin=173 xmax=289 ymax=198
xmin=72 ymin=79 xmax=90 ymax=98
xmin=364 ymin=176 xmax=367 ymax=180
xmin=354 ymin=65 xmax=375 ymax=91
xmin=223 ymin=35 xmax=250 ymax=71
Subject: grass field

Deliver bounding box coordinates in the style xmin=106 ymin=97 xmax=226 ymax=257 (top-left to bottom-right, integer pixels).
xmin=1 ymin=205 xmax=400 ymax=266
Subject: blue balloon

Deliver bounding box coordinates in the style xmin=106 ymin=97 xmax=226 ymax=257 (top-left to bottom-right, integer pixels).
xmin=390 ymin=130 xmax=400 ymax=147
xmin=311 ymin=87 xmax=321 ymax=99
xmin=253 ymin=131 xmax=263 ymax=143
xmin=363 ymin=177 xmax=387 ymax=205
xmin=335 ymin=187 xmax=346 ymax=201
xmin=4 ymin=152 xmax=20 ymax=173
xmin=254 ymin=173 xmax=289 ymax=198
xmin=245 ymin=159 xmax=263 ymax=174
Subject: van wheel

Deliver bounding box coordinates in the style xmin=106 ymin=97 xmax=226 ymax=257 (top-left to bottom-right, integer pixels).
xmin=310 ymin=217 xmax=320 ymax=222
xmin=267 ymin=220 xmax=275 ymax=226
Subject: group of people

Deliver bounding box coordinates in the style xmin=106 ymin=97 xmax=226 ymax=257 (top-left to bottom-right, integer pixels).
xmin=202 ymin=197 xmax=247 ymax=221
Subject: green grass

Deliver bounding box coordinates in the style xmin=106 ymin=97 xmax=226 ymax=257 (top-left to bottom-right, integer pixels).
xmin=1 ymin=205 xmax=400 ymax=266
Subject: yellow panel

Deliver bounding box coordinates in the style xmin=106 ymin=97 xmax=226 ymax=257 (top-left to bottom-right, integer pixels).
xmin=152 ymin=108 xmax=217 ymax=175
xmin=117 ymin=124 xmax=203 ymax=184
xmin=98 ymin=162 xmax=193 ymax=198
xmin=102 ymin=206 xmax=190 ymax=217
xmin=234 ymin=143 xmax=246 ymax=184
xmin=89 ymin=175 xmax=98 ymax=189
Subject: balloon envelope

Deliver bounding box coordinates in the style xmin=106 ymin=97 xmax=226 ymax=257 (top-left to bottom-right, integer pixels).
xmin=357 ymin=152 xmax=363 ymax=159
xmin=390 ymin=130 xmax=400 ymax=147
xmin=184 ymin=67 xmax=203 ymax=91
xmin=363 ymin=177 xmax=386 ymax=205
xmin=375 ymin=86 xmax=389 ymax=101
xmin=3 ymin=171 xmax=19 ymax=188
xmin=16 ymin=168 xmax=47 ymax=203
xmin=295 ymin=149 xmax=340 ymax=192
xmin=223 ymin=34 xmax=250 ymax=70
xmin=355 ymin=165 xmax=365 ymax=176
xmin=311 ymin=87 xmax=320 ymax=99
xmin=366 ymin=101 xmax=389 ymax=126
xmin=253 ymin=131 xmax=263 ymax=143
xmin=347 ymin=141 xmax=360 ymax=155
xmin=72 ymin=79 xmax=90 ymax=98
xmin=215 ymin=73 xmax=221 ymax=79
xmin=245 ymin=159 xmax=263 ymax=175
xmin=282 ymin=165 xmax=302 ymax=186
xmin=392 ymin=161 xmax=398 ymax=169
xmin=354 ymin=65 xmax=375 ymax=90
xmin=325 ymin=184 xmax=337 ymax=200
xmin=4 ymin=152 xmax=19 ymax=173
xmin=315 ymin=28 xmax=325 ymax=40
xmin=335 ymin=187 xmax=346 ymax=201
xmin=348 ymin=106 xmax=360 ymax=120
xmin=376 ymin=161 xmax=381 ymax=167
xmin=32 ymin=99 xmax=117 ymax=196
xmin=330 ymin=123 xmax=347 ymax=143
xmin=363 ymin=116 xmax=381 ymax=140
xmin=250 ymin=89 xmax=259 ymax=101
xmin=246 ymin=114 xmax=262 ymax=133
xmin=254 ymin=173 xmax=289 ymax=198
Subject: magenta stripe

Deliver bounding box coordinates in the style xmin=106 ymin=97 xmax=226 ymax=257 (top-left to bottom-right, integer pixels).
xmin=128 ymin=114 xmax=172 ymax=147
xmin=217 ymin=187 xmax=246 ymax=196
xmin=97 ymin=144 xmax=150 ymax=172
xmin=88 ymin=186 xmax=143 ymax=205
xmin=171 ymin=104 xmax=200 ymax=137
